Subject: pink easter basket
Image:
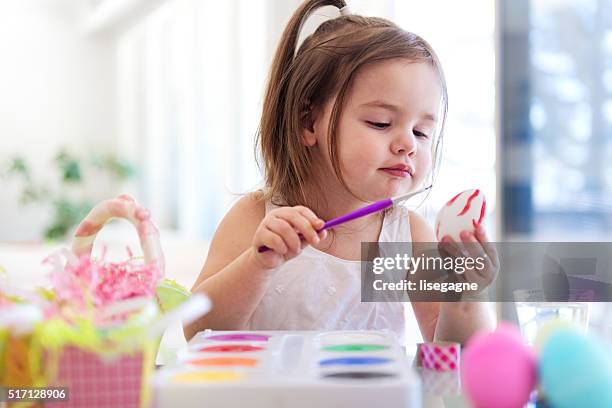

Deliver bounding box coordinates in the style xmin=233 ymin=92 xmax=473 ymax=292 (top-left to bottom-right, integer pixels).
xmin=45 ymin=346 xmax=151 ymax=408
xmin=43 ymin=195 xmax=165 ymax=408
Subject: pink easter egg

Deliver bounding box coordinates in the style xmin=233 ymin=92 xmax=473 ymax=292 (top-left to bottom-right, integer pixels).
xmin=435 ymin=189 xmax=486 ymax=241
xmin=462 ymin=323 xmax=537 ymax=408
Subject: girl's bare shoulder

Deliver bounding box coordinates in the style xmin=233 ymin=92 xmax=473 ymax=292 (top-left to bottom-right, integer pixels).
xmin=408 ymin=210 xmax=436 ymax=242
xmin=216 ymin=191 xmax=266 ymax=246
xmin=194 ymin=191 xmax=266 ymax=285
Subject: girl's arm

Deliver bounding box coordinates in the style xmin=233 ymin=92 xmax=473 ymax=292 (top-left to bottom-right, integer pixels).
xmin=184 ymin=192 xmax=325 ymax=340
xmin=184 ymin=193 xmax=271 ymax=339
xmin=408 ymin=211 xmax=495 ymax=345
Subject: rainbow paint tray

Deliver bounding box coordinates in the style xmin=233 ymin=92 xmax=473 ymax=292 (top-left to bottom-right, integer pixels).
xmin=152 ymin=330 xmax=420 ymax=408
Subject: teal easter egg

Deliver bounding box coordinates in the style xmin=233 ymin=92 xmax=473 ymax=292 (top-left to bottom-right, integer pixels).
xmin=540 ymin=329 xmax=612 ymax=408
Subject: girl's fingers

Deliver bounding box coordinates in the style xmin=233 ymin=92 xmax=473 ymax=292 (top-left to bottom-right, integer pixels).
xmin=474 ymin=226 xmax=499 ymax=266
xmin=259 ymin=227 xmax=288 ymax=255
xmin=439 ymin=235 xmax=466 ymax=259
xmin=275 ymin=210 xmax=320 ymax=245
xmin=437 ymin=236 xmax=453 ymax=258
xmin=459 ymin=231 xmax=487 ymax=260
xmin=460 ymin=230 xmax=495 ymax=274
xmin=255 ymin=205 xmax=326 ymax=261
xmin=295 ymin=206 xmax=325 ymax=231
xmin=267 ymin=217 xmax=301 ymax=254
xmin=439 ymin=240 xmax=466 ymax=268
xmin=460 ymin=230 xmax=497 ymax=287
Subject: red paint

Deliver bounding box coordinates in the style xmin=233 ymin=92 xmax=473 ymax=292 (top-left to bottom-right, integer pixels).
xmin=446 ymin=192 xmax=462 ymax=206
xmin=458 ymin=190 xmax=480 ymax=216
xmin=478 ymin=199 xmax=486 ymax=224
xmin=471 ymin=199 xmax=487 ymax=229
xmin=198 ymin=345 xmax=263 ymax=353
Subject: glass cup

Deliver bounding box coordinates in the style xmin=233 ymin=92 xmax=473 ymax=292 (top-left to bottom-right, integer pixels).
xmin=513 ymin=288 xmax=593 ymax=345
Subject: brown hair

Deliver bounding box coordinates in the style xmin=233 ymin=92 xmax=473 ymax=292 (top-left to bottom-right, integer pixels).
xmin=256 ymin=0 xmax=448 ymax=211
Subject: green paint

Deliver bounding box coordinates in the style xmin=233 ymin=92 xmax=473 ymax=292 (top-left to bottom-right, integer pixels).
xmin=321 ymin=344 xmax=389 ymax=352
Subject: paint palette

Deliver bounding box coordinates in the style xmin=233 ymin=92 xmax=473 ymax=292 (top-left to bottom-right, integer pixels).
xmin=152 ymin=330 xmax=421 ymax=408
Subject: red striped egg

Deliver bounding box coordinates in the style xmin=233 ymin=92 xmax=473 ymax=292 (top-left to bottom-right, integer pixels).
xmin=435 ymin=189 xmax=486 ymax=242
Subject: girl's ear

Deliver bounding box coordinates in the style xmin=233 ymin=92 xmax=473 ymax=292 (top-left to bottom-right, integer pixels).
xmin=300 ymin=103 xmax=317 ymax=147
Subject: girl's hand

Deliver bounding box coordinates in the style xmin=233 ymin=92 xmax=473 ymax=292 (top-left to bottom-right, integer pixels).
xmin=438 ymin=225 xmax=499 ymax=295
xmin=250 ymin=206 xmax=327 ymax=270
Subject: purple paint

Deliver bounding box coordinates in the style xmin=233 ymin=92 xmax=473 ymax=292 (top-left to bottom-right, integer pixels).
xmin=206 ymin=333 xmax=270 ymax=342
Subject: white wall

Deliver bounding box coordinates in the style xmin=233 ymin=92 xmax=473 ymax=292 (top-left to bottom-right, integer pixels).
xmin=0 ymin=0 xmax=116 ymax=241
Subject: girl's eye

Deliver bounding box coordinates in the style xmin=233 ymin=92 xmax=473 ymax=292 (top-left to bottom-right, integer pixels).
xmin=413 ymin=130 xmax=429 ymax=138
xmin=366 ymin=121 xmax=390 ymax=129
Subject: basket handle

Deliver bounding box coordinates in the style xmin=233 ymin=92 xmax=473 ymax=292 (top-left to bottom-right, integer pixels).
xmin=71 ymin=195 xmax=165 ymax=274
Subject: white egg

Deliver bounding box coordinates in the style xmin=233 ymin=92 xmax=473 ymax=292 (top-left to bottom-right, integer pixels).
xmin=435 ymin=189 xmax=486 ymax=242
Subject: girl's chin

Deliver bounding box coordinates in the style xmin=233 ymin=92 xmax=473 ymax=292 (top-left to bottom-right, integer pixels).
xmin=381 ymin=179 xmax=412 ymax=196
xmin=363 ymin=185 xmax=407 ymax=201
xmin=348 ymin=178 xmax=416 ymax=201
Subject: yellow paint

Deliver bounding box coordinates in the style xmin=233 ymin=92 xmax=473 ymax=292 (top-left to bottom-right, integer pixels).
xmin=171 ymin=371 xmax=245 ymax=383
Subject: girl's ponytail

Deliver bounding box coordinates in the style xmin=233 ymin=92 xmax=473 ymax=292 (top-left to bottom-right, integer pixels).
xmin=257 ymin=0 xmax=346 ymax=206
xmin=267 ymin=0 xmax=345 ymax=85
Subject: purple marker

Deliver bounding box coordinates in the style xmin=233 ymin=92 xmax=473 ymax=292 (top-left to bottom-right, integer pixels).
xmin=207 ymin=333 xmax=270 ymax=342
xmin=258 ymin=185 xmax=432 ymax=253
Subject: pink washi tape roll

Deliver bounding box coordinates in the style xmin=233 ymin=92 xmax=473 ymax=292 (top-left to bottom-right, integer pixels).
xmin=417 ymin=342 xmax=460 ymax=371
xmin=71 ymin=194 xmax=165 ymax=273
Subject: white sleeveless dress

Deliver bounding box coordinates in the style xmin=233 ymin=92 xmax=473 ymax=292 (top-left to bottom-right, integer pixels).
xmin=245 ymin=201 xmax=413 ymax=344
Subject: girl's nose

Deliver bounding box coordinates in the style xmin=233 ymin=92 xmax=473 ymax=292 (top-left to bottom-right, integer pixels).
xmin=391 ymin=132 xmax=417 ymax=156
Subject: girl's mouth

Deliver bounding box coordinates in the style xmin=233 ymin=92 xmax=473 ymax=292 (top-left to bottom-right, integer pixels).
xmin=379 ymin=168 xmax=411 ymax=178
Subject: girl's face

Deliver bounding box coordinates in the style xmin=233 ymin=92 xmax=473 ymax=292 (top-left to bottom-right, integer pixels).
xmin=305 ymin=58 xmax=442 ymax=202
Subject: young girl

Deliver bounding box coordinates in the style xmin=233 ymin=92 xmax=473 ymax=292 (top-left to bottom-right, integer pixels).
xmin=185 ymin=0 xmax=496 ymax=344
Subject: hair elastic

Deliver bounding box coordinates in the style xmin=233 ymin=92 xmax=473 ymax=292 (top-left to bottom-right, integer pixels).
xmin=339 ymin=5 xmax=351 ymax=16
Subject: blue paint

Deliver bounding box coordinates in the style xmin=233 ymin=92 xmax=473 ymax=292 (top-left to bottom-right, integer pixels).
xmin=319 ymin=357 xmax=392 ymax=366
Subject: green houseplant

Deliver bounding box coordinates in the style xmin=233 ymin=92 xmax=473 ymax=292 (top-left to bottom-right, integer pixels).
xmin=3 ymin=149 xmax=135 ymax=240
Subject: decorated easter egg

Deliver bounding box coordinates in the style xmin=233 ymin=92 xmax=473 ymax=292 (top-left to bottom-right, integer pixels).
xmin=462 ymin=323 xmax=537 ymax=408
xmin=540 ymin=329 xmax=612 ymax=408
xmin=435 ymin=189 xmax=486 ymax=242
